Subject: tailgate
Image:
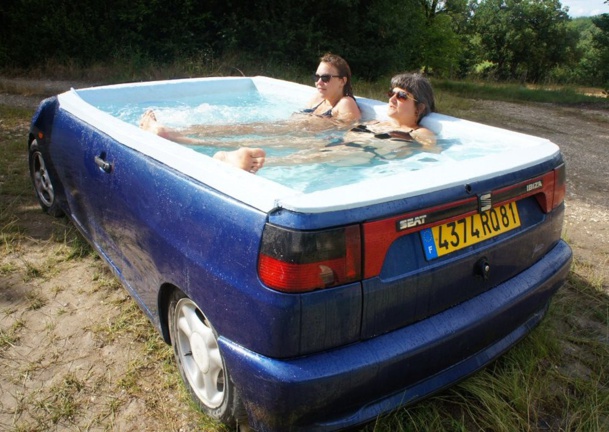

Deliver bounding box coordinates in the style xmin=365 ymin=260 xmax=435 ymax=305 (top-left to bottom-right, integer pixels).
xmin=360 ymin=163 xmax=566 ymax=338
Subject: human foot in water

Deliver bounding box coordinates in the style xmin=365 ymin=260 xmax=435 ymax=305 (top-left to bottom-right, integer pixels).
xmin=140 ymin=110 xmax=266 ymax=173
xmin=214 ymin=147 xmax=266 ymax=173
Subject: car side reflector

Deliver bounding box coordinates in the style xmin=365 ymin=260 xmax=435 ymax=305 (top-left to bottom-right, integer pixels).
xmin=258 ymin=224 xmax=362 ymax=292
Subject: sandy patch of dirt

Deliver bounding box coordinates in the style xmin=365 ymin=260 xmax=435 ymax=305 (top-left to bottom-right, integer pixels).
xmin=0 ymin=210 xmax=208 ymax=431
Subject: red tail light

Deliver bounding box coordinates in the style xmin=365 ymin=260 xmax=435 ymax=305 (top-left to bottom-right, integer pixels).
xmin=552 ymin=163 xmax=566 ymax=210
xmin=534 ymin=163 xmax=566 ymax=213
xmin=258 ymin=224 xmax=362 ymax=293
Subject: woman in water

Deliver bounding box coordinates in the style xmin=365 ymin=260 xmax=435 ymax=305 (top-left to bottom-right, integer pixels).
xmin=301 ymin=52 xmax=360 ymax=123
xmin=267 ymin=72 xmax=437 ymax=165
xmin=349 ymin=72 xmax=436 ymax=147
xmin=139 ymin=53 xmax=360 ymax=172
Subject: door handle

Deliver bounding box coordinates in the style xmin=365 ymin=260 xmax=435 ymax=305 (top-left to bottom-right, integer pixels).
xmin=94 ymin=155 xmax=112 ymax=173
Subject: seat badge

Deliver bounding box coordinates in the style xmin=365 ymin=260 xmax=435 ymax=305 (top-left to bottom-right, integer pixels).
xmin=397 ymin=214 xmax=427 ymax=231
xmin=478 ymin=193 xmax=492 ymax=213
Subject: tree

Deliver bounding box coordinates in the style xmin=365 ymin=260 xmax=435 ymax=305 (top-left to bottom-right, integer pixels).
xmin=591 ymin=13 xmax=609 ymax=86
xmin=467 ymin=0 xmax=575 ymax=82
xmin=416 ymin=0 xmax=468 ymax=76
xmin=216 ymin=0 xmax=428 ymax=79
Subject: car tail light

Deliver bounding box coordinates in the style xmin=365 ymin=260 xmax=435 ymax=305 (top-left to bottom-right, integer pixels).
xmin=552 ymin=163 xmax=566 ymax=210
xmin=534 ymin=163 xmax=566 ymax=213
xmin=258 ymin=224 xmax=362 ymax=293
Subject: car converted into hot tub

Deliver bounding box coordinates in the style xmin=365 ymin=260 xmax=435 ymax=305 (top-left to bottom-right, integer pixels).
xmin=28 ymin=76 xmax=572 ymax=431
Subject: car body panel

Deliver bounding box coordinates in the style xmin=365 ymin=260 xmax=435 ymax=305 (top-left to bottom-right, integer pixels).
xmin=28 ymin=76 xmax=572 ymax=431
xmin=221 ymin=240 xmax=571 ymax=431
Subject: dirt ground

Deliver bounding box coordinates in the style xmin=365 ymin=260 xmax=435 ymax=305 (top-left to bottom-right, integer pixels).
xmin=454 ymin=98 xmax=609 ymax=280
xmin=1 ymin=79 xmax=608 ymax=431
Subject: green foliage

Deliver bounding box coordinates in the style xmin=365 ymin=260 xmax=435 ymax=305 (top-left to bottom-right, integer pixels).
xmin=0 ymin=0 xmax=219 ymax=67
xmin=467 ymin=0 xmax=574 ymax=82
xmin=419 ymin=13 xmax=462 ymax=75
xmin=591 ymin=14 xmax=609 ymax=87
xmin=0 ymin=0 xmax=461 ymax=80
xmin=472 ymin=60 xmax=497 ymax=78
xmin=1 ymin=0 xmax=608 ymax=86
xmin=215 ymin=0 xmax=430 ymax=79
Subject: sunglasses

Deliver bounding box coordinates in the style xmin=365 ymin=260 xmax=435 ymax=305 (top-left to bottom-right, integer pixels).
xmin=387 ymin=90 xmax=418 ymax=103
xmin=313 ymin=74 xmax=342 ymax=83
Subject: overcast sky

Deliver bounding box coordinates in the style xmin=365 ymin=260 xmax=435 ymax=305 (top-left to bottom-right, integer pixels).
xmin=561 ymin=0 xmax=608 ymax=17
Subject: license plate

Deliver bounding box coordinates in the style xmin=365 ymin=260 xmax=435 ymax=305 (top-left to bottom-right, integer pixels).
xmin=420 ymin=202 xmax=521 ymax=260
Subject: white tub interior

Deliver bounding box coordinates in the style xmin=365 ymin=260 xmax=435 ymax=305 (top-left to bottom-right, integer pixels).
xmin=57 ymin=76 xmax=561 ymax=213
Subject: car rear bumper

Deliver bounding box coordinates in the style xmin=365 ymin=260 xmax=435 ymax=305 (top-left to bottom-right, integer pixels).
xmin=219 ymin=239 xmax=572 ymax=432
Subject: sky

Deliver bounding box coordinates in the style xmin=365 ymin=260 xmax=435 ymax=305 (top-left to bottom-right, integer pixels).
xmin=560 ymin=0 xmax=608 ymax=17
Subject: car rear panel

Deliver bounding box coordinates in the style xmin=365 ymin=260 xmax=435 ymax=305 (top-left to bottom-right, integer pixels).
xmin=222 ymin=239 xmax=572 ymax=431
xmin=267 ymin=155 xmax=567 ymax=356
xmin=362 ymin=197 xmax=564 ymax=339
xmin=232 ymin=154 xmax=572 ymax=430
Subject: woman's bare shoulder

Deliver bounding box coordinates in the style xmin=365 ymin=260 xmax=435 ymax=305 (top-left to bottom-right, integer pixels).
xmin=333 ymin=96 xmax=361 ymax=122
xmin=411 ymin=126 xmax=436 ymax=146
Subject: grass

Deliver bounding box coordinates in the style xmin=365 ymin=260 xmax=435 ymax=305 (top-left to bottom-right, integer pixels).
xmin=353 ymin=75 xmax=609 ymax=115
xmin=1 ymin=71 xmax=608 ymax=431
xmin=0 ymin=319 xmax=24 ymax=350
xmin=432 ymin=79 xmax=609 ymax=106
xmin=0 ymin=109 xmax=31 ymax=203
xmin=24 ymin=289 xmax=46 ymax=310
xmin=44 ymin=373 xmax=86 ymax=424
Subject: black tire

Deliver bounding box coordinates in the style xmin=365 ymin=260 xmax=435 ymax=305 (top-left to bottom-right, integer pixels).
xmin=28 ymin=139 xmax=64 ymax=217
xmin=168 ymin=290 xmax=248 ymax=428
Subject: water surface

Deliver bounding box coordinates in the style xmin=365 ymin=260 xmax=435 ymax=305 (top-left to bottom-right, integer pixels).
xmin=96 ymin=90 xmax=509 ymax=193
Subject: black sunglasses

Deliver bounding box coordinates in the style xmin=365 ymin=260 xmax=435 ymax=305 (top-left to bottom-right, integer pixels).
xmin=313 ymin=74 xmax=342 ymax=83
xmin=387 ymin=90 xmax=418 ymax=103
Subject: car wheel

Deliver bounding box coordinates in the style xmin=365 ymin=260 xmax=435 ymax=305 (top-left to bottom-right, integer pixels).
xmin=168 ymin=291 xmax=247 ymax=428
xmin=29 ymin=139 xmax=63 ymax=217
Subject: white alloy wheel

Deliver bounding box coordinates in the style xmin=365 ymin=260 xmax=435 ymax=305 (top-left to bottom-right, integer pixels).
xmin=169 ymin=292 xmax=247 ymax=427
xmin=174 ymin=297 xmax=226 ymax=407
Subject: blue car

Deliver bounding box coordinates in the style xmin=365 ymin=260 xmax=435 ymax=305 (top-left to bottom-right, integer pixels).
xmin=28 ymin=77 xmax=572 ymax=431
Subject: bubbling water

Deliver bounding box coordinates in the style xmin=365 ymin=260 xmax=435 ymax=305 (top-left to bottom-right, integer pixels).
xmin=96 ymin=90 xmax=509 ymax=193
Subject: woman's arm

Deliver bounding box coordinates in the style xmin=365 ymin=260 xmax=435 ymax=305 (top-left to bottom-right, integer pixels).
xmin=332 ymin=96 xmax=361 ymax=123
xmin=410 ymin=127 xmax=436 ymax=146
